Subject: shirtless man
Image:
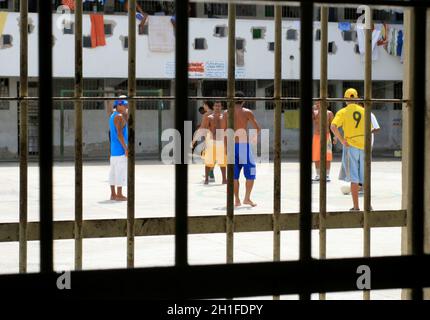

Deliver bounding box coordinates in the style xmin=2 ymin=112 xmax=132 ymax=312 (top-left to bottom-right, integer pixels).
xmin=312 ymin=101 xmax=336 ymax=181
xmin=200 ymin=101 xmax=227 ymax=184
xmin=223 ymin=91 xmax=261 ymax=207
xmin=192 ymin=101 xmax=215 ymax=182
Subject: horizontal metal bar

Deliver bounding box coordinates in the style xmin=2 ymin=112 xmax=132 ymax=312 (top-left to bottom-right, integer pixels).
xmin=0 ymin=96 xmax=410 ymax=103
xmin=0 ymin=210 xmax=406 ymax=242
xmin=1 ymin=254 xmax=430 ymax=299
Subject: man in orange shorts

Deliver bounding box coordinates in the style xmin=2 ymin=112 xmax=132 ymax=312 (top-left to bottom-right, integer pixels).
xmin=312 ymin=101 xmax=336 ymax=182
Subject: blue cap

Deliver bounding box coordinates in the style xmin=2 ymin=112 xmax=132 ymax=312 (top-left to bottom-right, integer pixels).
xmin=114 ymin=99 xmax=128 ymax=108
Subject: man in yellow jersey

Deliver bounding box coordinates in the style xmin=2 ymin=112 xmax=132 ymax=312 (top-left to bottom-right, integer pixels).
xmin=331 ymin=88 xmax=372 ymax=211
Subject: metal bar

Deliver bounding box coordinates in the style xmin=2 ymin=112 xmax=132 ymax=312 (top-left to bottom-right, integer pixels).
xmin=226 ymin=2 xmax=236 ymax=266
xmin=299 ymin=0 xmax=314 ymax=300
xmin=0 ymin=210 xmax=407 ymax=242
xmin=400 ymin=7 xmax=414 ymax=301
xmin=189 ymin=0 xmax=430 ymax=7
xmin=175 ymin=0 xmax=189 ymax=267
xmin=318 ymin=4 xmax=328 ymax=301
xmin=38 ymin=0 xmax=53 ymax=275
xmin=0 ymin=96 xmax=410 ymax=103
xmin=127 ymin=0 xmax=137 ymax=269
xmin=74 ymin=0 xmax=83 ymax=271
xmin=363 ymin=8 xmax=373 ymax=301
xmin=2 ymin=254 xmax=430 ymax=300
xmin=19 ymin=0 xmax=28 ymax=274
xmin=272 ymin=4 xmax=282 ymax=301
xmin=411 ymin=5 xmax=426 ymax=301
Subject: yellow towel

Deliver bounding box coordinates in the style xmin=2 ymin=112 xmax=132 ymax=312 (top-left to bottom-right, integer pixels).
xmin=0 ymin=11 xmax=8 ymax=36
xmin=284 ymin=109 xmax=300 ymax=129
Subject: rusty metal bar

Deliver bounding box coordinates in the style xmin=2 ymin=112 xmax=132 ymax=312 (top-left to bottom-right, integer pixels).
xmin=175 ymin=0 xmax=189 ymax=267
xmin=363 ymin=8 xmax=373 ymax=301
xmin=272 ymin=4 xmax=282 ymax=301
xmin=0 ymin=96 xmax=410 ymax=103
xmin=0 ymin=210 xmax=407 ymax=242
xmin=411 ymin=5 xmax=426 ymax=300
xmin=318 ymin=4 xmax=328 ymax=301
xmin=127 ymin=0 xmax=137 ymax=269
xmin=19 ymin=0 xmax=28 ymax=274
xmin=401 ymin=8 xmax=414 ymax=301
xmin=38 ymin=0 xmax=53 ymax=274
xmin=299 ymin=0 xmax=314 ymax=300
xmin=226 ymin=2 xmax=236 ymax=266
xmin=74 ymin=0 xmax=83 ymax=271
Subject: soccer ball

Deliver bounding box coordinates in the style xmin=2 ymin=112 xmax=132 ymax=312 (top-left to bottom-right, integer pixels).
xmin=340 ymin=185 xmax=351 ymax=195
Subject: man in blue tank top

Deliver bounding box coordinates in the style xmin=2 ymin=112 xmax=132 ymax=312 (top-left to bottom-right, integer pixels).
xmin=109 ymin=97 xmax=128 ymax=201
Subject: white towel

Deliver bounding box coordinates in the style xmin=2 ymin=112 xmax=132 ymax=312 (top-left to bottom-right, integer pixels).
xmin=148 ymin=16 xmax=175 ymax=53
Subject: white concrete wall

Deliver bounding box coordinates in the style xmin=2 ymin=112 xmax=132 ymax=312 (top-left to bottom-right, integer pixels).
xmin=0 ymin=79 xmax=18 ymax=159
xmin=0 ymin=13 xmax=404 ymax=80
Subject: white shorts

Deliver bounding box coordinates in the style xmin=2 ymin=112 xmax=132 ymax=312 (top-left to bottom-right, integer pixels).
xmin=109 ymin=155 xmax=127 ymax=186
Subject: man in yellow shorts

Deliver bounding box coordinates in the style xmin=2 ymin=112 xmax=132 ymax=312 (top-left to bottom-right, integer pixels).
xmin=200 ymin=101 xmax=227 ymax=184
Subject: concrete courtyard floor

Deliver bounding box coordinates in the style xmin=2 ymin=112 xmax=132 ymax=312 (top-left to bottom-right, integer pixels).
xmin=0 ymin=159 xmax=403 ymax=299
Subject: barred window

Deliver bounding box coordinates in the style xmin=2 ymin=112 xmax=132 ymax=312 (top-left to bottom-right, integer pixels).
xmin=53 ymin=78 xmax=74 ymax=110
xmin=0 ymin=0 xmax=8 ymax=9
xmin=394 ymin=81 xmax=403 ymax=110
xmin=372 ymin=81 xmax=388 ymax=110
xmin=265 ymin=80 xmax=300 ymax=111
xmin=343 ymin=8 xmax=358 ymax=20
xmin=265 ymin=6 xmax=300 ymax=18
xmin=114 ymin=79 xmax=171 ymax=110
xmin=204 ymin=4 xmax=256 ymax=17
xmin=0 ymin=78 xmax=9 ymax=110
xmin=202 ymin=80 xmax=256 ymax=110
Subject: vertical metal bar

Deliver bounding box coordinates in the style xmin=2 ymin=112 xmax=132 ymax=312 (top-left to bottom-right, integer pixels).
xmin=74 ymin=0 xmax=83 ymax=271
xmin=272 ymin=4 xmax=282 ymax=301
xmin=175 ymin=0 xmax=189 ymax=267
xmin=318 ymin=5 xmax=328 ymax=300
xmin=401 ymin=7 xmax=414 ymax=300
xmin=226 ymin=2 xmax=236 ymax=266
xmin=38 ymin=0 xmax=53 ymax=274
xmin=19 ymin=0 xmax=28 ymax=274
xmin=411 ymin=5 xmax=426 ymax=301
xmin=127 ymin=0 xmax=136 ymax=268
xmin=363 ymin=9 xmax=373 ymax=301
xmin=299 ymin=0 xmax=313 ymax=300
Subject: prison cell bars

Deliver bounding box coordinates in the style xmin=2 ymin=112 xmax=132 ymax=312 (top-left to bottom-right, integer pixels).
xmin=127 ymin=0 xmax=137 ymax=269
xmin=0 ymin=96 xmax=410 ymax=103
xmin=272 ymin=4 xmax=282 ymax=301
xmin=318 ymin=4 xmax=328 ymax=300
xmin=74 ymin=0 xmax=83 ymax=271
xmin=175 ymin=0 xmax=189 ymax=268
xmin=8 ymin=0 xmax=427 ymax=299
xmin=39 ymin=0 xmax=54 ymax=274
xmin=19 ymin=0 xmax=28 ymax=274
xmin=411 ymin=4 xmax=426 ymax=300
xmin=299 ymin=0 xmax=313 ymax=300
xmin=363 ymin=7 xmax=372 ymax=301
xmin=226 ymin=2 xmax=235 ymax=268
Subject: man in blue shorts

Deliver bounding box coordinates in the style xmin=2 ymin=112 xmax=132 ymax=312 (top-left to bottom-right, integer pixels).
xmin=223 ymin=91 xmax=261 ymax=207
xmin=331 ymin=88 xmax=372 ymax=211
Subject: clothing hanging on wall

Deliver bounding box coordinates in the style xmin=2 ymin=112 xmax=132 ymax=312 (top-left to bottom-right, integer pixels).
xmin=356 ymin=27 xmax=382 ymax=61
xmin=90 ymin=14 xmax=106 ymax=48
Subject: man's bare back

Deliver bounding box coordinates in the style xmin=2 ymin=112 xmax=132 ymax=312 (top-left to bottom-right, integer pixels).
xmin=223 ymin=106 xmax=261 ymax=142
xmin=313 ymin=103 xmax=334 ymax=135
